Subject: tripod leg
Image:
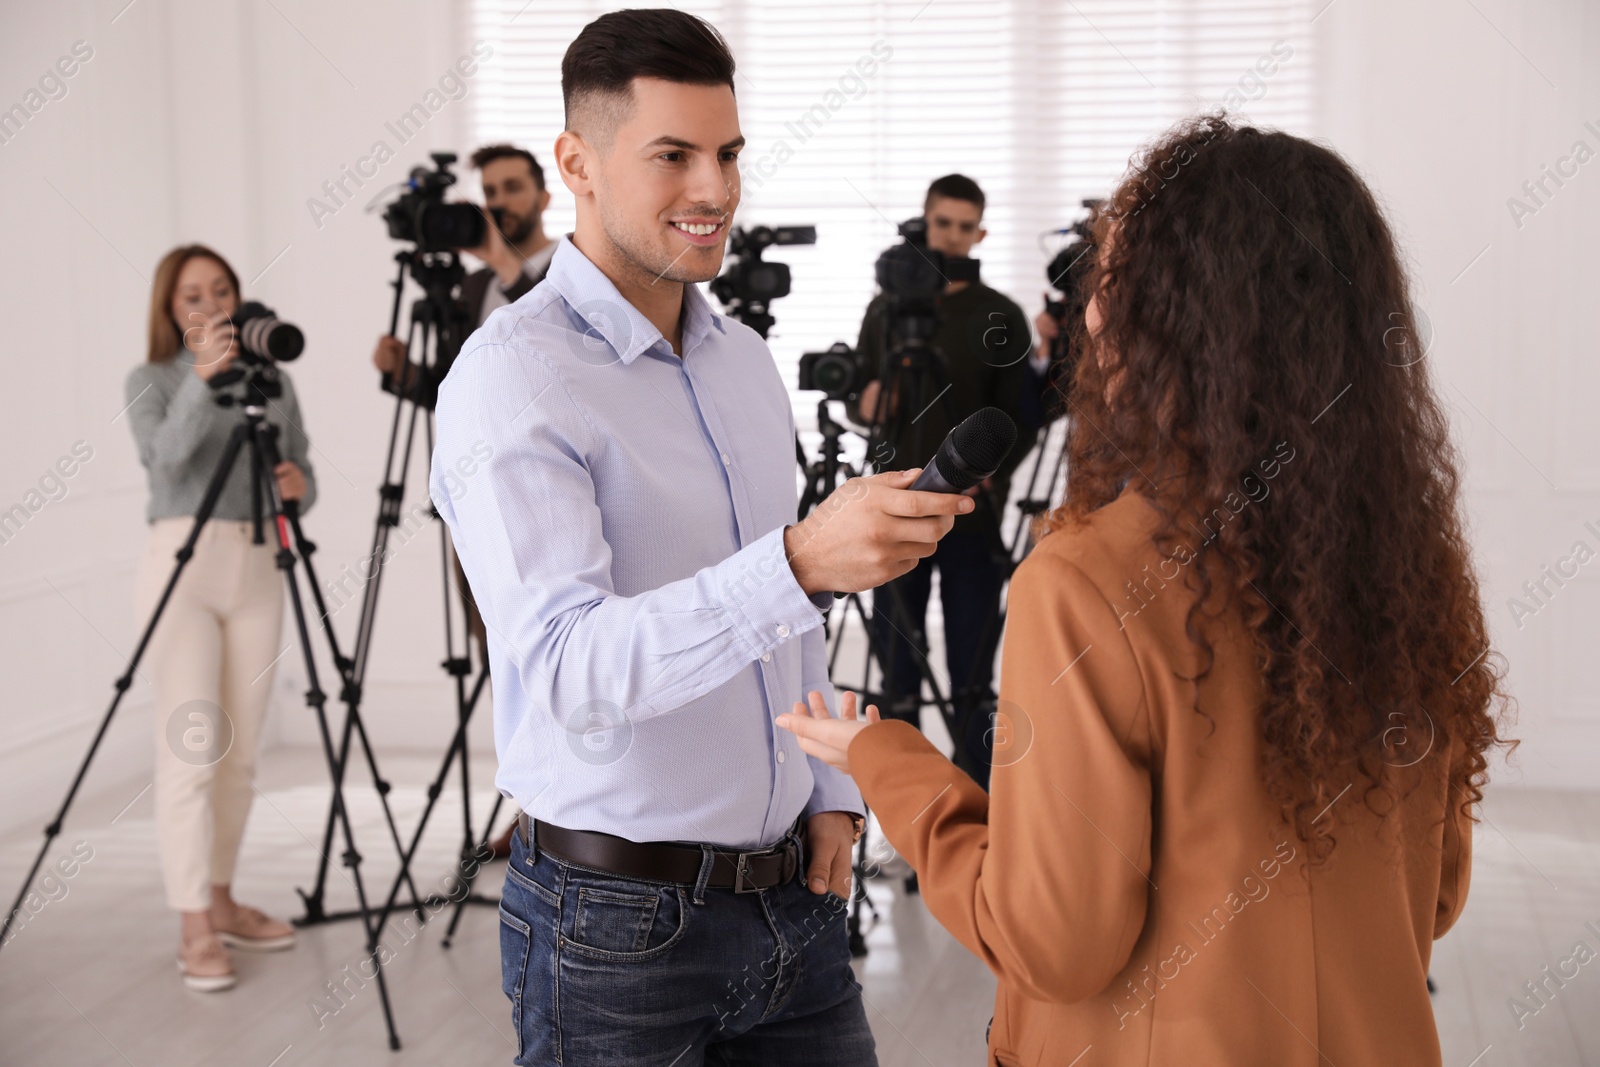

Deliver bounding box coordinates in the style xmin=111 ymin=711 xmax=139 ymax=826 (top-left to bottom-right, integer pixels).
xmin=348 ymin=715 xmax=426 ymax=912
xmin=377 ymin=666 xmax=492 ymax=927
xmin=284 ymin=505 xmax=427 ymax=918
xmin=297 ymin=332 xmax=425 ymax=923
xmin=2 ymin=420 xmax=254 ymax=954
xmin=442 ymin=786 xmax=505 ymax=947
xmin=253 ymin=422 xmax=404 ymax=1050
xmin=846 ymin=818 xmax=881 ymax=958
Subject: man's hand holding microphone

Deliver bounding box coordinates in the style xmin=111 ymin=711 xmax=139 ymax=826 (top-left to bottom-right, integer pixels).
xmin=783 ymin=469 xmax=973 ymax=596
xmin=780 ymin=408 xmax=1019 ymax=779
xmin=784 ymin=464 xmax=973 ymax=901
xmin=786 ymin=405 xmax=1017 ymax=595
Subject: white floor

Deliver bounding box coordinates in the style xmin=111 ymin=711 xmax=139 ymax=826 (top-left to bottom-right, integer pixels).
xmin=2 ymin=745 xmax=1597 ymax=1066
xmin=0 ymin=745 xmax=997 ymax=1067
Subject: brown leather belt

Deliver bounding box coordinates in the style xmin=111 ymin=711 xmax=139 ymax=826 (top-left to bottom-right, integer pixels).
xmin=517 ymin=813 xmax=800 ymax=893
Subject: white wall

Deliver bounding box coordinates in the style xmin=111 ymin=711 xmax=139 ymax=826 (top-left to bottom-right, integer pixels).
xmin=0 ymin=0 xmax=497 ymax=838
xmin=0 ymin=0 xmax=1592 ymax=839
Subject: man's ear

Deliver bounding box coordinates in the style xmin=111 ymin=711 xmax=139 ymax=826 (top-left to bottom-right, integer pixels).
xmin=973 ymin=225 xmax=988 ymax=247
xmin=554 ymin=130 xmax=595 ymax=197
xmin=538 ymin=187 xmax=552 ymax=213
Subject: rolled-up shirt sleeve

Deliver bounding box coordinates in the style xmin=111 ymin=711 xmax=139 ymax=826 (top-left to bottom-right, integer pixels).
xmin=432 ymin=341 xmax=825 ymax=731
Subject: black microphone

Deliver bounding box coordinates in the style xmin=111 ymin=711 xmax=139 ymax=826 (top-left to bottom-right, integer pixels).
xmin=910 ymin=407 xmax=1019 ymax=494
xmin=826 ymin=407 xmax=1019 ymax=601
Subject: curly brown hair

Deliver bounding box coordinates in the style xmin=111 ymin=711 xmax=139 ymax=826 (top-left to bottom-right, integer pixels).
xmin=1043 ymin=113 xmax=1514 ymax=857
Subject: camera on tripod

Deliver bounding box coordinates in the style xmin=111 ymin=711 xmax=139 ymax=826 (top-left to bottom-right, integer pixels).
xmin=206 ymin=301 xmax=305 ymax=401
xmin=233 ymin=302 xmax=305 ymax=363
xmin=709 ymin=224 xmax=815 ymax=339
xmin=797 ymin=342 xmax=865 ymax=401
xmin=382 ymin=152 xmax=489 ymax=254
xmin=878 ymin=215 xmax=979 ymax=309
xmin=1041 ymin=198 xmax=1103 ymax=384
xmin=797 ymin=218 xmax=978 ymax=402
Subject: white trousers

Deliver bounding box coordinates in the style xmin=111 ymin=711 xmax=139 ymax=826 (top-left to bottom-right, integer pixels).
xmin=134 ymin=517 xmax=285 ymax=912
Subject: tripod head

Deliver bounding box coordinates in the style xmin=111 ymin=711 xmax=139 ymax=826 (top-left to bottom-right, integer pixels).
xmin=397 ymin=248 xmax=471 ymax=367
xmin=207 ymin=354 xmax=285 ymax=407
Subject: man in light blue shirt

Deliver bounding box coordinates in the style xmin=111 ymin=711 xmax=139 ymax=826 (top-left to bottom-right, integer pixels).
xmin=430 ymin=9 xmax=969 ymax=1064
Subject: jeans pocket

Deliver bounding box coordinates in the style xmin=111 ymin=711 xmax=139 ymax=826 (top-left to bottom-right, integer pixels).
xmin=498 ymin=904 xmax=532 ymax=1061
xmin=562 ymin=882 xmax=689 ymax=962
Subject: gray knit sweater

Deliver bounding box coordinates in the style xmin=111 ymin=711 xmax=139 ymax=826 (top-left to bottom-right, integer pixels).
xmin=124 ymin=350 xmax=318 ymax=523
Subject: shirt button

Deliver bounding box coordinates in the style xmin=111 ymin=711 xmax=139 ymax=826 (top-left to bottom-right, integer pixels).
xmin=720 ymin=452 xmax=731 ymax=465
xmin=777 ymin=750 xmax=786 ymax=764
xmin=775 ymin=624 xmax=790 ymax=638
xmin=761 ymin=652 xmax=771 ymax=663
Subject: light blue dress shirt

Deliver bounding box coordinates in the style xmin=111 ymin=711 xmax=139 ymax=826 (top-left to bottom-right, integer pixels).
xmin=431 ymin=235 xmax=864 ymax=850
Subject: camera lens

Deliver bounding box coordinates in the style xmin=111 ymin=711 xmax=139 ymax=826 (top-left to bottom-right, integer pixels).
xmin=234 ymin=302 xmax=305 ymax=362
xmin=812 ymin=353 xmax=853 ymax=395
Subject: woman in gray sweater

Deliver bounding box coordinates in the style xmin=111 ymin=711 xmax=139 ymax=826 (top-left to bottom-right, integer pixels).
xmin=124 ymin=245 xmax=317 ymax=991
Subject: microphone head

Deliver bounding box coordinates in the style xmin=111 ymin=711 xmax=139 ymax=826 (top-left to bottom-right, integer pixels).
xmin=936 ymin=407 xmax=1018 ymax=491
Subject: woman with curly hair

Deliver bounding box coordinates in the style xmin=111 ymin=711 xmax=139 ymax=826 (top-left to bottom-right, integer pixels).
xmin=780 ymin=114 xmax=1513 ymax=1066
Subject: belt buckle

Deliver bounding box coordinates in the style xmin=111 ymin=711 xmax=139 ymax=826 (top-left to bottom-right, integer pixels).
xmin=733 ymin=851 xmax=760 ymax=893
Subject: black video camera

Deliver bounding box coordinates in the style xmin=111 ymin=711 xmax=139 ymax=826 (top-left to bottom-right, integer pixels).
xmin=709 ymin=224 xmax=816 ymax=339
xmin=382 ymin=152 xmax=488 ymax=254
xmin=876 ymin=216 xmax=980 ymax=311
xmin=1041 ymin=199 xmax=1102 ymax=383
xmin=796 ymin=217 xmax=981 ymax=403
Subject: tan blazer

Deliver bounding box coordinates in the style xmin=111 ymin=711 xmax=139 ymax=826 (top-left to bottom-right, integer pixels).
xmin=851 ymin=484 xmax=1471 ymax=1067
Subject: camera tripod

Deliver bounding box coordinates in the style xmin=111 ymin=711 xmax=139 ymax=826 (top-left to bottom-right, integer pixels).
xmin=291 ymin=247 xmax=506 ymax=1002
xmin=856 ymin=303 xmax=1015 ymax=773
xmin=1005 ymin=413 xmax=1071 ymax=561
xmin=0 ymin=367 xmax=412 ymax=1047
xmin=803 ymin=307 xmax=1018 ymax=955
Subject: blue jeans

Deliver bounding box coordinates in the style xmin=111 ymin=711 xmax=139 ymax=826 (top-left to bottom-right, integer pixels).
xmin=499 ymin=823 xmax=878 ymax=1066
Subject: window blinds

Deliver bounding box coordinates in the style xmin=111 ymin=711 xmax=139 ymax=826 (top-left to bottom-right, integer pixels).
xmin=470 ymin=0 xmax=1314 ymax=442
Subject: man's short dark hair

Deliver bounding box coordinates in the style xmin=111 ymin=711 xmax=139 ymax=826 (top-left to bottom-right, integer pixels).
xmin=561 ymin=9 xmax=736 ymax=146
xmin=924 ymin=174 xmax=986 ymax=215
xmin=470 ymin=143 xmax=545 ymax=190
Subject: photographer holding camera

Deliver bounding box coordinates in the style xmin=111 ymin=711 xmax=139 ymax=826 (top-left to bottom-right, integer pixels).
xmin=123 ymin=245 xmax=317 ymax=991
xmin=370 ymin=143 xmax=557 ymax=406
xmin=846 ymin=175 xmax=1031 ymax=789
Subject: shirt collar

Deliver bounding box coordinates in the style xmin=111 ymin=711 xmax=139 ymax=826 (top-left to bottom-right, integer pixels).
xmin=522 ymin=237 xmax=558 ymax=278
xmin=545 ymin=234 xmax=727 ymax=366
